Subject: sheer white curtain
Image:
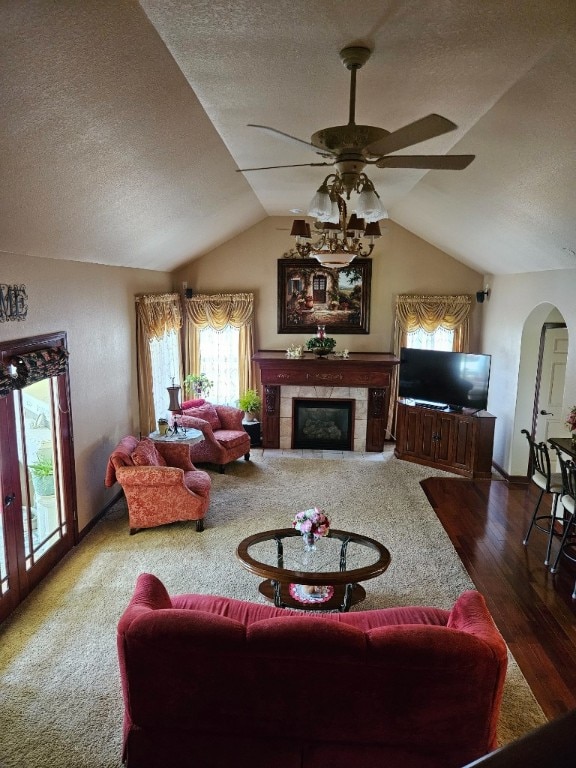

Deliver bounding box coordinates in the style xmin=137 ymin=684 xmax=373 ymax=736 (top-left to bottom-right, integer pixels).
xmin=407 ymin=327 xmax=454 ymax=351
xmin=198 ymin=326 xmax=240 ymax=406
xmin=149 ymin=329 xmax=181 ymax=420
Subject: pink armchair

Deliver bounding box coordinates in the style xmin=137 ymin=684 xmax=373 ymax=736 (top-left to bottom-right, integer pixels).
xmin=176 ymin=402 xmax=251 ymax=473
xmin=105 ymin=436 xmax=211 ymax=534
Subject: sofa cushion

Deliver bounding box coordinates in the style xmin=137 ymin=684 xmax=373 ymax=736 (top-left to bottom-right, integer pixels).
xmin=131 ymin=437 xmax=167 ymax=467
xmin=181 ymin=398 xmax=205 ymax=410
xmin=214 ymin=429 xmax=249 ymax=449
xmin=182 ymin=402 xmax=221 ymax=430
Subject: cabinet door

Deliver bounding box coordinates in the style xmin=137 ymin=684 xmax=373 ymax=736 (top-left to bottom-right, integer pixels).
xmin=450 ymin=416 xmax=474 ymax=472
xmin=433 ymin=412 xmax=456 ymax=466
xmin=396 ymin=405 xmax=421 ymax=457
xmin=418 ymin=409 xmax=438 ymax=461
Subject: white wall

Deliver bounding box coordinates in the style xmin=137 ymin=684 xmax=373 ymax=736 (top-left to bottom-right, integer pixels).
xmin=481 ymin=269 xmax=576 ymax=476
xmin=0 ymin=253 xmax=171 ymax=530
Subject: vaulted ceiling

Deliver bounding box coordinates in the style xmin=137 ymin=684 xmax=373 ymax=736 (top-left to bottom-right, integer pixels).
xmin=2 ymin=1 xmax=575 ymax=274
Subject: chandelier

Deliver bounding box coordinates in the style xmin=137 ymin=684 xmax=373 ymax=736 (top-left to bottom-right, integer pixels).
xmin=290 ymin=172 xmax=388 ymax=268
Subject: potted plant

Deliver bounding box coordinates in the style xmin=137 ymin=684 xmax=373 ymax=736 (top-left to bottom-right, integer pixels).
xmin=238 ymin=389 xmax=262 ymax=422
xmin=29 ymin=454 xmax=55 ymax=496
xmin=183 ymin=373 xmax=214 ymax=398
xmin=306 ymin=336 xmax=337 ymax=358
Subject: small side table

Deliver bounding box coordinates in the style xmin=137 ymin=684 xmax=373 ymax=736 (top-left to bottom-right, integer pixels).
xmin=149 ymin=428 xmax=204 ymax=446
xmin=242 ymin=419 xmax=261 ymax=447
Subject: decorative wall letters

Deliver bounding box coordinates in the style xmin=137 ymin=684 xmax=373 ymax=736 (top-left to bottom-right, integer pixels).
xmin=0 ymin=284 xmax=28 ymax=322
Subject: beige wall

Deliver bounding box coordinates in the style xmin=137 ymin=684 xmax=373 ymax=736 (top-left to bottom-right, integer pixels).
xmin=173 ymin=217 xmax=485 ymax=353
xmin=0 ymin=253 xmax=171 ymax=531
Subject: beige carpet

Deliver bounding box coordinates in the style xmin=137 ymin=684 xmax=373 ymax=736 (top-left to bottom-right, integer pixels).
xmin=0 ymin=453 xmax=547 ymax=768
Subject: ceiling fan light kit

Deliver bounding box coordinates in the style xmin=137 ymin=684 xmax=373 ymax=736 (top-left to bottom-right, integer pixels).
xmin=242 ymin=44 xmax=475 ymax=267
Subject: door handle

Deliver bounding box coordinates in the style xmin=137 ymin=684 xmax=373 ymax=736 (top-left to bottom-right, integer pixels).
xmin=540 ymin=410 xmax=554 ymax=416
xmin=4 ymin=493 xmax=15 ymax=507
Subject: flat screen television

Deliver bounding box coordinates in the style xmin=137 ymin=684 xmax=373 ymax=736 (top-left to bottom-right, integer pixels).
xmin=398 ymin=347 xmax=491 ymax=412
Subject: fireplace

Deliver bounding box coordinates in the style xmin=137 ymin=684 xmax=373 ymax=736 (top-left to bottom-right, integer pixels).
xmin=293 ymin=398 xmax=354 ymax=450
xmin=252 ymin=351 xmax=399 ymax=452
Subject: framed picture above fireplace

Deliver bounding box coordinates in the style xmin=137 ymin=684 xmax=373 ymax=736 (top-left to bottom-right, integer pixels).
xmin=278 ymin=259 xmax=371 ymax=334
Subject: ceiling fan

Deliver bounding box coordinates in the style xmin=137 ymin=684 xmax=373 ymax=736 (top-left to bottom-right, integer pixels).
xmin=237 ymin=45 xmax=475 ymax=194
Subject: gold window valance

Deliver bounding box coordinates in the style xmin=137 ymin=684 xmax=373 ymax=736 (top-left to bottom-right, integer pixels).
xmin=135 ymin=293 xmax=182 ymax=340
xmin=395 ymin=294 xmax=472 ymax=334
xmin=185 ymin=293 xmax=254 ymax=330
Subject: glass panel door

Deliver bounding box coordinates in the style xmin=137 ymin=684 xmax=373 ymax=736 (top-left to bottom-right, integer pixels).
xmin=0 ymin=332 xmax=77 ymax=623
xmin=15 ymin=378 xmax=66 ymax=568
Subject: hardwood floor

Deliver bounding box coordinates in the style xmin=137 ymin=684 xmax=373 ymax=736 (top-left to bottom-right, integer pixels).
xmin=422 ymin=475 xmax=576 ymax=721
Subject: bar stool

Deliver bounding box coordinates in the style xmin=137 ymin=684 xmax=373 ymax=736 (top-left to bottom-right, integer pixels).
xmin=549 ymin=453 xmax=576 ymax=596
xmin=521 ymin=429 xmax=563 ymax=565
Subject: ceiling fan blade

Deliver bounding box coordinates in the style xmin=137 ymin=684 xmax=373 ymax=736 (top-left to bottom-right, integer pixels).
xmin=247 ymin=124 xmax=336 ymax=157
xmin=375 ymin=154 xmax=475 ymax=170
xmin=236 ymin=161 xmax=334 ymax=172
xmin=366 ymin=114 xmax=458 ymax=156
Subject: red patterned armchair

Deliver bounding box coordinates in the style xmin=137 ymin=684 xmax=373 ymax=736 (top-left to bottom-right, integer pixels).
xmin=176 ymin=402 xmax=251 ymax=473
xmin=105 ymin=436 xmax=211 ymax=534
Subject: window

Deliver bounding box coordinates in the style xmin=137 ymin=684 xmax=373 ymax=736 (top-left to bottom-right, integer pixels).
xmin=198 ymin=325 xmax=240 ymax=405
xmin=406 ymin=326 xmax=454 ymax=351
xmin=149 ymin=329 xmax=181 ymax=419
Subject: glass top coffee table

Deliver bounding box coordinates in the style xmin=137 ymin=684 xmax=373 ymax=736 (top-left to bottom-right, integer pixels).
xmin=236 ymin=528 xmax=391 ymax=612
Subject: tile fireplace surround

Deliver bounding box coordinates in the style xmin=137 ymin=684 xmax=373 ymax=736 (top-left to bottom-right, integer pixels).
xmin=253 ymin=351 xmax=399 ymax=452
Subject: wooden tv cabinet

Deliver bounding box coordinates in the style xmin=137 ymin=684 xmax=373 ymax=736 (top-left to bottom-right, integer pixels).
xmin=394 ymin=400 xmax=495 ymax=478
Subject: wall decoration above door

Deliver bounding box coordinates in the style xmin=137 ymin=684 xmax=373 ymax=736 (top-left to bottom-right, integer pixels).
xmin=278 ymin=259 xmax=371 ymax=334
xmin=0 ymin=284 xmax=27 ymax=322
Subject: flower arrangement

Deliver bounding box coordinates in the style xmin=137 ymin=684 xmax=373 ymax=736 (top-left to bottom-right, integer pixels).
xmin=292 ymin=507 xmax=330 ymax=540
xmin=566 ymin=405 xmax=576 ymax=433
xmin=306 ymin=336 xmax=336 ymax=355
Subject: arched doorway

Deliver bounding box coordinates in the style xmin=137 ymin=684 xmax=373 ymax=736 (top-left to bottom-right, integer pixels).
xmin=511 ymin=304 xmax=568 ymax=477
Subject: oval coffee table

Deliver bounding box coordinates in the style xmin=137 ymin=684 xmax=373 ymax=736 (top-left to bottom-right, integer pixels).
xmin=236 ymin=528 xmax=391 ymax=612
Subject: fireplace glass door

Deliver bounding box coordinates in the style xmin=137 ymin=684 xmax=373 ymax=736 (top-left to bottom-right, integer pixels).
xmin=293 ymin=399 xmax=354 ymax=450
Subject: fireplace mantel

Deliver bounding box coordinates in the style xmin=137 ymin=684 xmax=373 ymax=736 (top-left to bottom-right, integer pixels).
xmin=252 ymin=351 xmax=399 ymax=451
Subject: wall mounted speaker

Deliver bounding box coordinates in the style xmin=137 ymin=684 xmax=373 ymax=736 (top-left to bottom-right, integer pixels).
xmin=184 ymin=288 xmax=193 ymax=299
xmin=476 ymin=289 xmax=490 ymax=304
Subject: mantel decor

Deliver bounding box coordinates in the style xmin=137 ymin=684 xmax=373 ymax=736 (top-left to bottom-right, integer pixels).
xmin=278 ymin=259 xmax=371 ymax=334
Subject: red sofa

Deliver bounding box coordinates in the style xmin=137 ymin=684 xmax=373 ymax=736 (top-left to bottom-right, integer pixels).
xmin=117 ymin=574 xmax=507 ymax=768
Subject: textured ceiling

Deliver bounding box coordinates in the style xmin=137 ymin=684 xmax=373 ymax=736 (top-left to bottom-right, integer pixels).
xmin=1 ymin=0 xmax=575 ymax=274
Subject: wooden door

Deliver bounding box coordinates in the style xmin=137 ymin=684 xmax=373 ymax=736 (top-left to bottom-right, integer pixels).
xmin=0 ymin=333 xmax=77 ymax=622
xmin=535 ymin=326 xmax=568 ymax=443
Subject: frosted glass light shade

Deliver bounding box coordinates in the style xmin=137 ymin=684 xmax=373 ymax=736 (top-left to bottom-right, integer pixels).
xmin=308 ymin=183 xmax=332 ymax=220
xmin=356 ymin=188 xmax=387 ymax=222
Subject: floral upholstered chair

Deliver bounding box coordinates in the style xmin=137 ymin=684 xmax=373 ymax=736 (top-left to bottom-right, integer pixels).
xmin=176 ymin=402 xmax=251 ymax=473
xmin=105 ymin=436 xmax=211 ymax=534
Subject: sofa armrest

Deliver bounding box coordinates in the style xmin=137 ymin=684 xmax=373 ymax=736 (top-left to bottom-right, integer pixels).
xmin=117 ymin=465 xmax=187 ymax=487
xmin=117 ymin=573 xmax=173 ymax=638
xmin=447 ymin=590 xmax=507 ymax=655
xmin=177 ymin=415 xmax=221 ymax=446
